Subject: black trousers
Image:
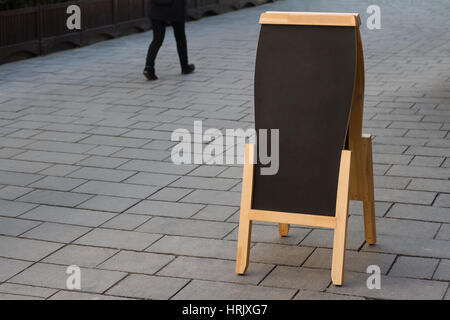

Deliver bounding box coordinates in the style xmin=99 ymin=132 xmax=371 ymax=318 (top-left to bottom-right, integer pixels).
xmin=145 ymin=19 xmax=188 ymax=69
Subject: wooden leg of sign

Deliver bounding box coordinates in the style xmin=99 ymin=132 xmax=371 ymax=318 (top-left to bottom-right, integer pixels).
xmin=361 ymin=135 xmax=376 ymax=245
xmin=331 ymin=150 xmax=351 ymax=286
xmin=236 ymin=144 xmax=254 ymax=274
xmin=278 ymin=223 xmax=290 ymax=237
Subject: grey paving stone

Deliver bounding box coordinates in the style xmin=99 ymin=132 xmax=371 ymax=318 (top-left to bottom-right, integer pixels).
xmin=10 ymin=263 xmax=127 ymax=293
xmin=84 ymin=146 xmax=122 ymax=157
xmin=112 ymin=148 xmax=168 ymax=161
xmin=0 ymin=258 xmax=33 ymax=282
xmin=25 ymin=141 xmax=95 ymax=154
xmin=389 ymin=256 xmax=439 ymax=279
xmin=374 ymin=188 xmax=436 ymax=205
xmin=99 ymin=251 xmax=174 ymax=274
xmin=387 ymin=165 xmax=450 ymax=179
xmin=37 ymin=164 xmax=80 ymax=177
xmin=80 ymin=135 xmax=147 ymax=148
xmin=218 ymin=166 xmax=243 ymax=179
xmin=143 ymin=140 xmax=177 ymax=150
xmin=0 ymin=159 xmax=51 ymax=173
xmin=187 ymin=165 xmax=228 ymax=177
xmin=348 ymin=201 xmax=392 ymax=217
xmin=372 ymin=144 xmax=408 ymax=155
xmin=0 ymin=235 xmax=63 ymax=261
xmin=192 ymin=204 xmax=238 ymax=221
xmin=0 ymin=186 xmax=33 ymax=200
xmin=77 ymin=196 xmax=139 ymax=213
xmin=443 ymin=158 xmax=450 ymax=168
xmin=0 ymin=283 xmax=57 ymax=299
xmin=76 ymin=156 xmax=128 ymax=169
xmin=436 ymin=224 xmax=450 ymax=240
xmin=21 ymin=222 xmax=91 ymax=243
xmin=0 ymin=199 xmax=37 ymax=217
xmin=126 ymin=200 xmax=204 ymax=218
xmin=158 ymin=256 xmax=273 ymax=285
xmin=387 ymin=203 xmax=450 ymax=223
xmin=74 ymin=181 xmax=158 ymax=199
xmin=100 ymin=213 xmax=150 ymax=230
xmin=69 ymin=167 xmax=136 ymax=182
xmin=0 ymin=137 xmax=32 ymax=148
xmin=226 ymin=224 xmax=310 ymax=245
xmin=0 ymin=293 xmax=42 ymax=300
xmin=373 ymin=153 xmax=413 ymax=165
xmin=173 ymin=280 xmax=296 ymax=300
xmin=148 ymin=187 xmax=193 ymax=201
xmin=294 ymin=290 xmax=364 ymax=300
xmin=49 ymin=291 xmax=129 ymax=300
xmin=347 ymin=215 xmax=440 ymax=239
xmin=0 ymin=147 xmax=27 ymax=159
xmin=433 ymin=259 xmax=450 ymax=281
xmin=32 ymin=131 xmax=88 ymax=142
xmin=18 ymin=190 xmax=92 ymax=207
xmin=0 ymin=217 xmax=40 ymax=236
xmin=170 ymin=176 xmax=239 ymax=191
xmin=0 ymin=171 xmax=42 ymax=186
xmin=407 ymin=178 xmax=450 ymax=193
xmin=250 ymin=243 xmax=314 ymax=266
xmin=410 ymin=156 xmax=445 ymax=167
xmin=434 ymin=194 xmax=450 ymax=208
xmin=362 ymin=234 xmax=450 ymax=259
xmin=147 ymin=235 xmax=237 ymax=260
xmin=406 ymin=146 xmax=450 ymax=157
xmin=14 ymin=151 xmax=88 ymax=165
xmin=29 ymin=176 xmax=86 ymax=191
xmin=137 ymin=217 xmax=236 ymax=239
xmin=106 ymin=274 xmax=188 ymax=299
xmin=43 ymin=245 xmax=118 ymax=268
xmin=328 ymin=271 xmax=448 ymax=300
xmin=74 ymin=228 xmax=161 ymax=250
xmin=304 ymin=248 xmax=395 ymax=274
xmin=119 ymin=159 xmax=197 ymax=175
xmin=21 ymin=205 xmax=116 ymax=227
xmin=301 ymin=229 xmax=364 ymax=251
xmin=261 ymin=266 xmax=331 ymax=291
xmin=373 ymin=176 xmax=411 ymax=189
xmin=124 ymin=172 xmax=180 ymax=187
xmin=180 ymin=189 xmax=241 ymax=206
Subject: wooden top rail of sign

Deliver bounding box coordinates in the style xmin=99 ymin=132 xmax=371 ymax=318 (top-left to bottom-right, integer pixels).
xmin=259 ymin=11 xmax=361 ymax=27
xmin=235 ymin=11 xmax=376 ymax=286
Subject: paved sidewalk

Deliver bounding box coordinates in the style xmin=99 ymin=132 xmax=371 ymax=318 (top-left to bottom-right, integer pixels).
xmin=0 ymin=0 xmax=449 ymax=300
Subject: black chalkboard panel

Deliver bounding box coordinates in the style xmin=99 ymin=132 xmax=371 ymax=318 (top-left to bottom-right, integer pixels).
xmin=252 ymin=24 xmax=356 ymax=217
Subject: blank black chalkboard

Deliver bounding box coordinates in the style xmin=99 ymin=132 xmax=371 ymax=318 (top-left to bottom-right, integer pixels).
xmin=252 ymin=24 xmax=357 ymax=217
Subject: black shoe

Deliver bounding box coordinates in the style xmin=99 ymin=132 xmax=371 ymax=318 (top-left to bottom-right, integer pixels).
xmin=143 ymin=67 xmax=157 ymax=81
xmin=182 ymin=64 xmax=195 ymax=75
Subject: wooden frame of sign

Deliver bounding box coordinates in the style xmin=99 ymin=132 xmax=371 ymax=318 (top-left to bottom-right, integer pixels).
xmin=235 ymin=11 xmax=376 ymax=286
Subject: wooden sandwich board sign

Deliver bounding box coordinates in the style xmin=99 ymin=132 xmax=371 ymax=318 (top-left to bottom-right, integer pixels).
xmin=235 ymin=11 xmax=376 ymax=286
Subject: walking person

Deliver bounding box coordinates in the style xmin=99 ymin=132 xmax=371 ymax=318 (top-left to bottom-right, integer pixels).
xmin=144 ymin=0 xmax=195 ymax=80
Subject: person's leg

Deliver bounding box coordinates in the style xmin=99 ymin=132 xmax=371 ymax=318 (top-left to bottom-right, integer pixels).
xmin=172 ymin=20 xmax=190 ymax=70
xmin=145 ymin=19 xmax=166 ymax=68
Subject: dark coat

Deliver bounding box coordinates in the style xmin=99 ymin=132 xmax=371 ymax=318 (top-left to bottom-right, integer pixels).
xmin=150 ymin=0 xmax=187 ymax=22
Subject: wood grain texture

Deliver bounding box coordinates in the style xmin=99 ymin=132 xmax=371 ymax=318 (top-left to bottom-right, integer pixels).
xmin=278 ymin=223 xmax=290 ymax=237
xmin=331 ymin=150 xmax=352 ymax=286
xmin=235 ymin=144 xmax=254 ymax=274
xmin=260 ymin=11 xmax=361 ymax=27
